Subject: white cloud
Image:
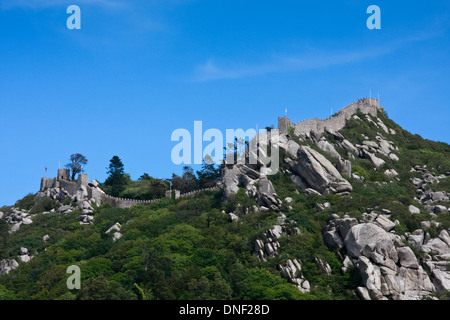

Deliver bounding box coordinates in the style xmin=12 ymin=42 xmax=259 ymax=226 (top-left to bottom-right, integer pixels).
xmin=191 ymin=32 xmax=439 ymax=82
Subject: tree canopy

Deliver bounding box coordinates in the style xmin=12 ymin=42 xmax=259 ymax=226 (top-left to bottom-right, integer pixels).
xmin=65 ymin=153 xmax=88 ymax=180
xmin=104 ymin=156 xmax=127 ymax=197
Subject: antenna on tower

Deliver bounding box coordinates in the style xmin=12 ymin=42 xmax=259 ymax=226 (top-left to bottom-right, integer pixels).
xmin=285 ymin=108 xmax=287 ymax=117
xmin=369 ymin=89 xmax=372 ymax=99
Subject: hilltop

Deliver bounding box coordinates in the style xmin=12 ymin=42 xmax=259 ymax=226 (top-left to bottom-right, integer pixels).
xmin=1 ymin=97 xmax=450 ymax=300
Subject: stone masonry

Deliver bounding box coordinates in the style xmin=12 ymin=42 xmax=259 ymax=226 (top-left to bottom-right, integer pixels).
xmin=278 ymin=97 xmax=382 ymax=135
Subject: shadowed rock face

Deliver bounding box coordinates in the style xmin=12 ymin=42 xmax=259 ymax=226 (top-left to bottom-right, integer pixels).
xmin=284 ymin=145 xmax=352 ymax=195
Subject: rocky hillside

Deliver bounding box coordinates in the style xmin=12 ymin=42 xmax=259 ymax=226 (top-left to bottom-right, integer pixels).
xmin=1 ymin=100 xmax=450 ymax=300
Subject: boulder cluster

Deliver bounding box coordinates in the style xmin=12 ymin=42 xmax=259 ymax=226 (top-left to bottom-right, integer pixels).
xmin=0 ymin=259 xmax=19 ymax=275
xmin=411 ymin=165 xmax=450 ymax=215
xmin=322 ymin=164 xmax=450 ymax=300
xmin=0 ymin=246 xmax=36 ymax=275
xmin=278 ymin=259 xmax=311 ymax=293
xmin=221 ymin=110 xmax=407 ymax=297
xmin=282 ymin=142 xmax=353 ymax=195
xmin=323 ymin=217 xmax=438 ymax=300
xmin=255 ymin=222 xmax=312 ymax=293
xmin=105 ymin=222 xmax=123 ymax=242
xmin=2 ymin=207 xmax=34 ymax=235
xmin=36 ymin=179 xmax=104 ymax=224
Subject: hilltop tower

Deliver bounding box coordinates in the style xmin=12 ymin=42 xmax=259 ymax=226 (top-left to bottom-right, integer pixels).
xmin=57 ymin=168 xmax=71 ymax=181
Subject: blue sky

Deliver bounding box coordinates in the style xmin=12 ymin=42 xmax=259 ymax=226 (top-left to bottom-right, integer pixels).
xmin=1 ymin=0 xmax=449 ymax=206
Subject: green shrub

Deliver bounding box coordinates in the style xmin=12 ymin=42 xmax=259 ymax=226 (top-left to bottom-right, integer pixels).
xmin=30 ymin=196 xmax=58 ymax=214
xmin=16 ymin=193 xmax=35 ymax=211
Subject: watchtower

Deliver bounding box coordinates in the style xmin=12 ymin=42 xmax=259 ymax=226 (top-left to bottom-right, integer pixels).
xmin=57 ymin=168 xmax=71 ymax=181
xmin=77 ymin=173 xmax=89 ymax=188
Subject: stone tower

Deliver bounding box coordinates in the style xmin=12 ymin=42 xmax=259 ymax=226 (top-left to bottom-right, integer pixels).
xmin=77 ymin=173 xmax=89 ymax=188
xmin=57 ymin=168 xmax=71 ymax=181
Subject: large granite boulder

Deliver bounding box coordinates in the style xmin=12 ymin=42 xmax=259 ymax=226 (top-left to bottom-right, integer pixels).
xmin=222 ymin=166 xmax=242 ymax=197
xmin=285 ymin=145 xmax=352 ymax=194
xmin=344 ymin=223 xmax=394 ymax=258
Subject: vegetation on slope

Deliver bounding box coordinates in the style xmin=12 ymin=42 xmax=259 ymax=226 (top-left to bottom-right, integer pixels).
xmin=1 ymin=110 xmax=450 ymax=300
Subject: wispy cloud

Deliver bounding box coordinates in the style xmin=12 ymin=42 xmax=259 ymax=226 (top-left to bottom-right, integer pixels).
xmin=191 ymin=31 xmax=440 ymax=82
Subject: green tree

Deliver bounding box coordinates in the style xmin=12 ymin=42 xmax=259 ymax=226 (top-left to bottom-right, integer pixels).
xmin=65 ymin=153 xmax=88 ymax=180
xmin=77 ymin=276 xmax=136 ymax=300
xmin=196 ymin=155 xmax=220 ymax=189
xmin=104 ymin=156 xmax=127 ymax=197
xmin=171 ymin=166 xmax=198 ymax=193
xmin=139 ymin=173 xmax=151 ymax=180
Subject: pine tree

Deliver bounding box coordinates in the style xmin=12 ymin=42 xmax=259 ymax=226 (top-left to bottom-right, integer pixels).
xmin=104 ymin=156 xmax=127 ymax=197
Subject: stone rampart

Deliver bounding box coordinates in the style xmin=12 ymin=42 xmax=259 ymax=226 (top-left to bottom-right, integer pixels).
xmin=60 ymin=180 xmax=78 ymax=196
xmin=40 ymin=177 xmax=55 ymax=191
xmin=99 ymin=186 xmax=220 ymax=208
xmin=278 ymin=97 xmax=382 ymax=135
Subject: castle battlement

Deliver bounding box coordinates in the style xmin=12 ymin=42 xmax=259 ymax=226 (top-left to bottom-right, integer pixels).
xmin=278 ymin=97 xmax=382 ymax=135
xmin=41 ymin=167 xmax=221 ymax=210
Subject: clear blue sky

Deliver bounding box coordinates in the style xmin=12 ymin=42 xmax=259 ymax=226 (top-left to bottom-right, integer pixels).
xmin=1 ymin=0 xmax=449 ymax=206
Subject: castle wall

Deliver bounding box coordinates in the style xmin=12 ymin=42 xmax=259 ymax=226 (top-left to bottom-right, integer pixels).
xmin=41 ymin=171 xmax=220 ymax=209
xmin=60 ymin=180 xmax=78 ymax=197
xmin=100 ymin=194 xmax=164 ymax=209
xmin=40 ymin=177 xmax=55 ymax=191
xmin=99 ymin=187 xmax=220 ymax=209
xmin=278 ymin=97 xmax=382 ymax=135
xmin=88 ymin=186 xmax=103 ymax=206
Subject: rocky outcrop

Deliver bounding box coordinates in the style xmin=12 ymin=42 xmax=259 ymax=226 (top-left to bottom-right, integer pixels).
xmin=18 ymin=247 xmax=33 ymax=263
xmin=361 ymin=150 xmax=385 ymax=169
xmin=315 ymin=258 xmax=332 ymax=276
xmin=0 ymin=259 xmax=19 ymax=275
xmin=317 ymin=138 xmax=341 ymax=159
xmin=4 ymin=207 xmax=37 ymax=234
xmin=348 ymin=131 xmax=399 ymax=170
xmin=253 ymin=209 xmax=312 ymax=294
xmin=222 ymin=163 xmax=283 ymax=212
xmin=411 ymin=165 xmax=449 ymax=215
xmin=255 ymin=225 xmax=285 ymax=261
xmin=278 ymin=259 xmax=310 ymax=293
xmin=258 ymin=177 xmax=282 ymax=211
xmin=336 ymin=159 xmax=352 ymax=176
xmin=105 ymin=222 xmax=122 ymax=242
xmin=323 ymin=210 xmax=450 ymax=300
xmin=78 ymin=200 xmax=95 ymax=225
xmin=223 ymin=165 xmax=242 ymax=197
xmin=282 ymin=144 xmax=352 ymax=195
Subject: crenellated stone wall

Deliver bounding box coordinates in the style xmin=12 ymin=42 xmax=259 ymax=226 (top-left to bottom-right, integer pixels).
xmin=41 ymin=169 xmax=221 ymax=209
xmin=278 ymin=97 xmax=382 ymax=135
xmin=100 ymin=187 xmax=220 ymax=208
